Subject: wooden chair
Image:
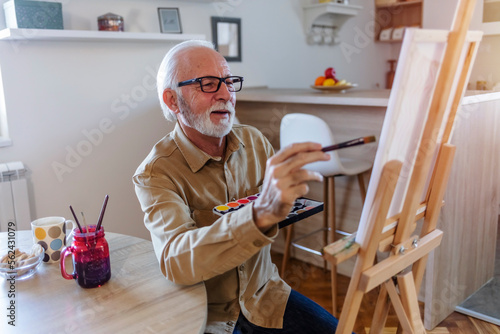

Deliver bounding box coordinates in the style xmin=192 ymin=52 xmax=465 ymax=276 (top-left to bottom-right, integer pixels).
xmin=322 ymin=0 xmax=482 ymax=332
xmin=279 ymin=113 xmax=373 ymax=316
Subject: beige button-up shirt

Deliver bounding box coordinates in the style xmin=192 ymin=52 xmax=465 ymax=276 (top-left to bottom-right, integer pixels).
xmin=133 ymin=123 xmax=291 ymax=333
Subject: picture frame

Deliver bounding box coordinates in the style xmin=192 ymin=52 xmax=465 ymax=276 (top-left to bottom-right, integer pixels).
xmin=158 ymin=8 xmax=182 ymax=34
xmin=211 ymin=17 xmax=241 ymax=62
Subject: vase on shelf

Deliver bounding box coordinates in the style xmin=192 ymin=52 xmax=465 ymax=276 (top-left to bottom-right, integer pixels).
xmin=386 ymin=59 xmax=397 ymax=89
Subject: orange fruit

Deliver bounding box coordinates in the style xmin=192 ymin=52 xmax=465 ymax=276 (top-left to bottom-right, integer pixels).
xmin=315 ymin=76 xmax=326 ymax=86
xmin=323 ymin=78 xmax=336 ymax=86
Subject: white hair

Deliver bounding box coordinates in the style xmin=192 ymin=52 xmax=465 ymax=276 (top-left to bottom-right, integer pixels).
xmin=157 ymin=40 xmax=215 ymax=122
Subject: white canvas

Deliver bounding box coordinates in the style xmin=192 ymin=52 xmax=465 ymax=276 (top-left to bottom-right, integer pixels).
xmin=355 ymin=28 xmax=483 ymax=244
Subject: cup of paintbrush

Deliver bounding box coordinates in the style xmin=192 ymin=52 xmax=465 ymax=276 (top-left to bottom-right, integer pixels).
xmin=60 ymin=224 xmax=111 ymax=288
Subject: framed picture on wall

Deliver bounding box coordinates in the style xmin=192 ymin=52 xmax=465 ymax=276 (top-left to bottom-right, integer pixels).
xmin=158 ymin=8 xmax=182 ymax=33
xmin=211 ymin=16 xmax=241 ymax=62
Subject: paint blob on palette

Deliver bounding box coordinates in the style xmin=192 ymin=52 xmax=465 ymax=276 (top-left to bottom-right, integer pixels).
xmin=213 ymin=194 xmax=324 ymax=229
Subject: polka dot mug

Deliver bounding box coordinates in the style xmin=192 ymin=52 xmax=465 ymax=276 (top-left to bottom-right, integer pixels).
xmin=31 ymin=217 xmax=76 ymax=263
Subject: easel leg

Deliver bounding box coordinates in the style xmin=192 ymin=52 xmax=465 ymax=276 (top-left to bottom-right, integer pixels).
xmin=398 ymin=272 xmax=426 ymax=334
xmin=336 ymin=161 xmax=403 ymax=334
xmin=385 ymin=279 xmax=415 ymax=334
xmin=337 ymin=287 xmax=365 ymax=334
xmin=369 ymin=285 xmax=391 ymax=334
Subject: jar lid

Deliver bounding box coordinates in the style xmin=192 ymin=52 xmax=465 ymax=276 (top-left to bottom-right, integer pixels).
xmin=98 ymin=13 xmax=123 ymax=20
xmin=74 ymin=225 xmax=105 ymax=240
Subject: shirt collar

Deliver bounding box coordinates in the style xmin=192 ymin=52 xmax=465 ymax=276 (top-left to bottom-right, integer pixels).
xmin=172 ymin=122 xmax=244 ymax=173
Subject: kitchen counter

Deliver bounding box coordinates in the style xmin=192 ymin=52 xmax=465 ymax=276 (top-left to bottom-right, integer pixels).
xmin=237 ymin=87 xmax=500 ymax=107
xmin=238 ymin=88 xmax=391 ymax=107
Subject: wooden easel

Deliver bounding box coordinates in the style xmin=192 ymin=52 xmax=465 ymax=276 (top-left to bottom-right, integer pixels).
xmin=323 ymin=0 xmax=482 ymax=333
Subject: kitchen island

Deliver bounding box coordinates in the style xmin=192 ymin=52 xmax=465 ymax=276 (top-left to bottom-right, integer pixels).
xmin=236 ymin=87 xmax=500 ymax=329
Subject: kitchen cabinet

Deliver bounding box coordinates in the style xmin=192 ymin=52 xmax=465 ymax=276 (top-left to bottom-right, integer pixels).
xmin=374 ymin=0 xmax=423 ymax=42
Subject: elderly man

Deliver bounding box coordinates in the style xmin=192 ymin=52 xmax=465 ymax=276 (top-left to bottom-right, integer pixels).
xmin=133 ymin=40 xmax=339 ymax=333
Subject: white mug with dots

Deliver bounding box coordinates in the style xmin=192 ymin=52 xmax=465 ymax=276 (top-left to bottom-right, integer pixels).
xmin=31 ymin=217 xmax=75 ymax=264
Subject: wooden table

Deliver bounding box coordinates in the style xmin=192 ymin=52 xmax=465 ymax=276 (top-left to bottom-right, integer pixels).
xmin=0 ymin=230 xmax=207 ymax=333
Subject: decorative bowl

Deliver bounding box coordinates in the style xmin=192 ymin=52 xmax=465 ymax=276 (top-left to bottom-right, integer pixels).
xmin=0 ymin=244 xmax=44 ymax=280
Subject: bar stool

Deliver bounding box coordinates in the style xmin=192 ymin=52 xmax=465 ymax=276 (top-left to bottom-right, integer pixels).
xmin=279 ymin=113 xmax=373 ymax=316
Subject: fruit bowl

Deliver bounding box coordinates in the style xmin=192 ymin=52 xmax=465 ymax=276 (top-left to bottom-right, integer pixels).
xmin=310 ymin=83 xmax=358 ymax=92
xmin=0 ymin=244 xmax=44 ymax=280
xmin=313 ymin=66 xmax=357 ymax=92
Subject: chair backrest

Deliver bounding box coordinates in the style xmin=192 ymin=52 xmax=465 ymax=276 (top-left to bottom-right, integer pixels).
xmin=280 ymin=113 xmax=344 ymax=176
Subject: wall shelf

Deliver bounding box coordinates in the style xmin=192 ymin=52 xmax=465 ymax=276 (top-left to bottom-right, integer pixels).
xmin=303 ymin=3 xmax=362 ymax=44
xmin=0 ymin=28 xmax=205 ymax=42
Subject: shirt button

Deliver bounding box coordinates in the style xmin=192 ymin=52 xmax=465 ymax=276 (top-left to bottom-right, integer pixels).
xmin=253 ymin=240 xmax=263 ymax=247
xmin=239 ymin=264 xmax=245 ymax=271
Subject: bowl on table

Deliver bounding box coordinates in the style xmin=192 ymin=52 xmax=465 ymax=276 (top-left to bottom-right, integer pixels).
xmin=0 ymin=244 xmax=44 ymax=280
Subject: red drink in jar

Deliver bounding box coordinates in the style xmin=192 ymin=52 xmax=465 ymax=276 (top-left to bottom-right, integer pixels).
xmin=60 ymin=225 xmax=111 ymax=288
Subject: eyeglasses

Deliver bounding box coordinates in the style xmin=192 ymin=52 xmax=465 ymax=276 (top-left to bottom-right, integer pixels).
xmin=177 ymin=76 xmax=244 ymax=93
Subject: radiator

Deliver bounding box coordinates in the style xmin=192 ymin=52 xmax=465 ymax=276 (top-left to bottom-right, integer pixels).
xmin=0 ymin=161 xmax=31 ymax=232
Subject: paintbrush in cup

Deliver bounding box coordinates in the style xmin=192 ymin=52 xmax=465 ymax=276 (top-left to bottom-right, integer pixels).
xmin=69 ymin=205 xmax=84 ymax=233
xmin=321 ymin=135 xmax=376 ymax=152
xmin=81 ymin=212 xmax=90 ymax=244
xmin=95 ymin=195 xmax=109 ymax=233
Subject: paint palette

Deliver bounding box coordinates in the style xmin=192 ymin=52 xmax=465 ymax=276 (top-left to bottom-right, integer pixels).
xmin=213 ymin=194 xmax=324 ymax=229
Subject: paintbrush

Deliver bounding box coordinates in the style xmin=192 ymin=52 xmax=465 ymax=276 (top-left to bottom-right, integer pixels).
xmin=81 ymin=212 xmax=89 ymax=233
xmin=81 ymin=212 xmax=91 ymax=245
xmin=321 ymin=135 xmax=376 ymax=153
xmin=95 ymin=195 xmax=109 ymax=232
xmin=69 ymin=205 xmax=84 ymax=233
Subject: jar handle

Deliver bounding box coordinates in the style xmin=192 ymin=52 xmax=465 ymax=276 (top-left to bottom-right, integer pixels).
xmin=60 ymin=246 xmax=75 ymax=280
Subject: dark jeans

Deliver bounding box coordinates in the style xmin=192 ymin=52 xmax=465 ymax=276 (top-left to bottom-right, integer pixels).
xmin=233 ymin=289 xmax=340 ymax=334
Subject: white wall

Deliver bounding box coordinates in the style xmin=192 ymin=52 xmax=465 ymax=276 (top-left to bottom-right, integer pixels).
xmin=0 ymin=0 xmax=492 ymax=239
xmin=389 ymin=0 xmax=488 ymax=77
xmin=228 ymin=0 xmax=390 ymax=90
xmin=0 ymin=39 xmax=177 ymax=239
xmin=0 ymin=0 xmax=391 ymax=239
xmin=423 ymin=0 xmax=483 ymax=30
xmin=422 ymin=0 xmax=500 ymax=90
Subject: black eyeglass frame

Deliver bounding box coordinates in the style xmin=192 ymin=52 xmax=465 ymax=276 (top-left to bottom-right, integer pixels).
xmin=177 ymin=76 xmax=244 ymax=93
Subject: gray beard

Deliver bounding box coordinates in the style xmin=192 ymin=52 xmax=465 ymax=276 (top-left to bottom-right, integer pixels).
xmin=177 ymin=94 xmax=235 ymax=138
